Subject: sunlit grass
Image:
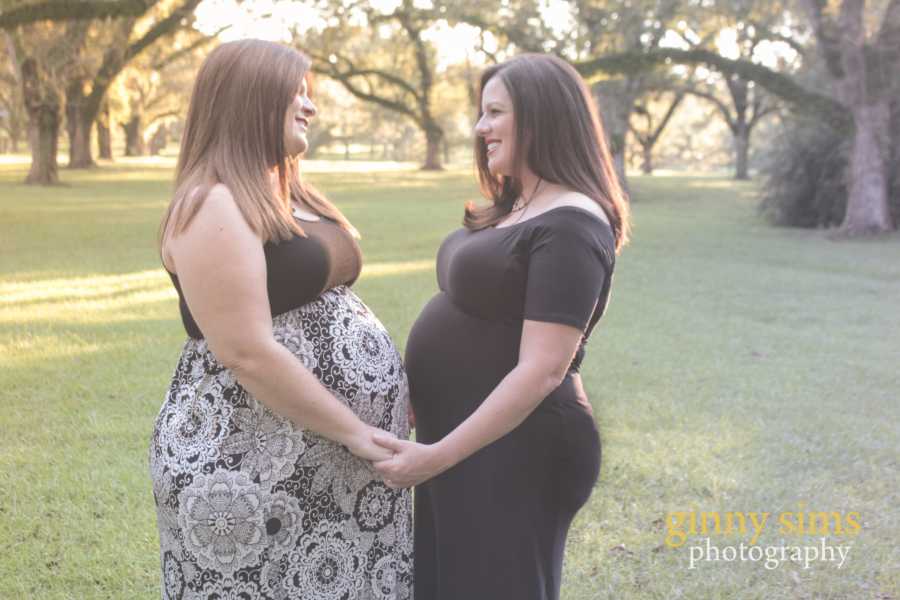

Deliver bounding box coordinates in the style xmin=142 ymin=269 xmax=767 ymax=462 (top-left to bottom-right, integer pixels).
xmin=1 ymin=160 xmax=898 ymax=599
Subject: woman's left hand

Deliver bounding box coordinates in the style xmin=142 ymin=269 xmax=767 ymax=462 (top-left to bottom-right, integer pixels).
xmin=371 ymin=432 xmax=448 ymax=489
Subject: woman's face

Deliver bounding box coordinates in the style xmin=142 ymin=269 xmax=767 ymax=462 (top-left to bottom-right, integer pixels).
xmin=475 ymin=76 xmax=516 ymax=176
xmin=283 ymin=78 xmax=316 ymax=157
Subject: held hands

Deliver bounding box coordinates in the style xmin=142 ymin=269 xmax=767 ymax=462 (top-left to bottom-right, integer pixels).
xmin=371 ymin=432 xmax=448 ymax=489
xmin=345 ymin=424 xmax=397 ymax=463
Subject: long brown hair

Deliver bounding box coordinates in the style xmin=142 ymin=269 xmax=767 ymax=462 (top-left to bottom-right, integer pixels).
xmin=159 ymin=39 xmax=355 ymax=251
xmin=465 ymin=53 xmax=630 ymax=252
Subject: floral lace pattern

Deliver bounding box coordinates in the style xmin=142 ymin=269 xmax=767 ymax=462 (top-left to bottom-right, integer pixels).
xmin=150 ymin=286 xmax=413 ymax=599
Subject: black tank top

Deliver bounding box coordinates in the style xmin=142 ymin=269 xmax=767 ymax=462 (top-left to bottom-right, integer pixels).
xmin=167 ymin=217 xmax=362 ymax=339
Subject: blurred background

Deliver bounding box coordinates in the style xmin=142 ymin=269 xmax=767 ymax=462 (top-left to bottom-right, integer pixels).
xmin=1 ymin=0 xmax=897 ymax=233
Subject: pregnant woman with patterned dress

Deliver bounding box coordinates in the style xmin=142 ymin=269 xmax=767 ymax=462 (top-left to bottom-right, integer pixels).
xmin=148 ymin=40 xmax=411 ymax=599
xmin=373 ymin=54 xmax=631 ymax=600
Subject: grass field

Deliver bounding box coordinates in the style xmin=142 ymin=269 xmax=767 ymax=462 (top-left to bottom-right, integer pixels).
xmin=1 ymin=159 xmax=898 ymax=599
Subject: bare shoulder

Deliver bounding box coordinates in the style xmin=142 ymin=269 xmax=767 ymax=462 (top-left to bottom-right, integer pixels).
xmin=198 ymin=183 xmax=241 ymax=218
xmin=180 ymin=183 xmax=252 ymax=236
xmin=165 ymin=183 xmax=260 ymax=272
xmin=550 ymin=190 xmax=610 ymax=226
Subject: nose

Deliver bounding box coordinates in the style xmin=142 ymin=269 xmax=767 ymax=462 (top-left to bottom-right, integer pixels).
xmin=302 ymin=96 xmax=317 ymax=118
xmin=474 ymin=114 xmax=489 ymax=136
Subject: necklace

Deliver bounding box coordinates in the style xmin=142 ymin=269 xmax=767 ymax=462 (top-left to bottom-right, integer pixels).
xmin=291 ymin=203 xmax=321 ymax=222
xmin=509 ymin=178 xmax=543 ymax=223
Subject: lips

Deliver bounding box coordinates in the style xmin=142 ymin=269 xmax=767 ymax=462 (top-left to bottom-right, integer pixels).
xmin=295 ymin=116 xmax=309 ymax=128
xmin=486 ymin=139 xmax=501 ymax=155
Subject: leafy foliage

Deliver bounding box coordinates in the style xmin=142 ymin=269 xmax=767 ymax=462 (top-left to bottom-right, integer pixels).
xmin=759 ymin=105 xmax=900 ymax=228
xmin=758 ymin=114 xmax=849 ymax=228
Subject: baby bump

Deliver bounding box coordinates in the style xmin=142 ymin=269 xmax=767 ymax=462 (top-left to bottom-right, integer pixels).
xmin=272 ymin=285 xmax=410 ymax=436
xmin=150 ymin=286 xmax=409 ymax=480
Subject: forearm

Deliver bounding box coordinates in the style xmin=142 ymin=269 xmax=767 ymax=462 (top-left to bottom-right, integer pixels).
xmin=227 ymin=339 xmax=367 ymax=447
xmin=434 ymin=364 xmax=560 ymax=469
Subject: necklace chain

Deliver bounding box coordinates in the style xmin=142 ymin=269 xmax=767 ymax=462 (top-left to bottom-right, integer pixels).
xmin=509 ymin=178 xmax=543 ymax=224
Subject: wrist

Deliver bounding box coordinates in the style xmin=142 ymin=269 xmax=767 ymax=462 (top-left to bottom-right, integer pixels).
xmin=432 ymin=438 xmax=460 ymax=473
xmin=335 ymin=421 xmax=369 ymax=451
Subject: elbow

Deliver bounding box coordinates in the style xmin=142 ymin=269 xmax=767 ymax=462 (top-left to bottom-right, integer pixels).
xmin=211 ymin=338 xmax=273 ymax=377
xmin=536 ymin=364 xmax=568 ymax=397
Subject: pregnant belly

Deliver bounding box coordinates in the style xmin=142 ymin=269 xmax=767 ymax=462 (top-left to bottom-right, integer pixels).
xmin=273 ymin=285 xmax=410 ymax=435
xmin=405 ymin=292 xmax=522 ymax=440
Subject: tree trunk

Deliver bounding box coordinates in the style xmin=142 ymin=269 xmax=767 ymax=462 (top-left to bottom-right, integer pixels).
xmin=25 ymin=103 xmax=60 ymax=184
xmin=148 ymin=123 xmax=167 ymax=155
xmin=890 ymin=97 xmax=899 ymax=222
xmin=592 ymin=80 xmax=638 ymax=194
xmin=65 ymin=80 xmax=95 ymax=168
xmin=97 ymin=102 xmax=112 ymax=160
xmin=422 ymin=125 xmax=444 ymax=170
xmin=21 ymin=58 xmax=60 ymax=185
xmin=68 ymin=113 xmax=94 ymax=168
xmin=122 ymin=115 xmax=145 ymax=156
xmin=734 ymin=123 xmax=750 ymax=180
xmin=641 ymin=143 xmax=653 ymax=175
xmin=841 ymin=101 xmax=893 ymax=234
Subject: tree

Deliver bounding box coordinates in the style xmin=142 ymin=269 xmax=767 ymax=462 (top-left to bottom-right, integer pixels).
xmin=684 ymin=76 xmax=779 ymax=179
xmin=629 ymin=89 xmax=685 ymax=174
xmin=798 ymin=0 xmax=898 ymax=234
xmin=659 ymin=0 xmax=788 ymax=179
xmin=1 ymin=1 xmax=155 ymax=30
xmin=577 ymin=0 xmax=686 ymax=187
xmin=0 ymin=31 xmax=25 ymax=152
xmin=8 ymin=20 xmax=87 ymax=183
xmin=301 ymin=0 xmax=449 ymax=169
xmin=573 ymin=0 xmax=899 ymax=234
xmin=62 ymin=0 xmax=203 ymax=168
xmin=4 ymin=0 xmax=204 ymax=181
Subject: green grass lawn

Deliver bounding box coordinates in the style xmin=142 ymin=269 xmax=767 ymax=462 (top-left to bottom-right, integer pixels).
xmin=1 ymin=160 xmax=898 ymax=599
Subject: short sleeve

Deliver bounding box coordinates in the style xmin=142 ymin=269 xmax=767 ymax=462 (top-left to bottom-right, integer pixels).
xmin=522 ymin=211 xmax=612 ymax=331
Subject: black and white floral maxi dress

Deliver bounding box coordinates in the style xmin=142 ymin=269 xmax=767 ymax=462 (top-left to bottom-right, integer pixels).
xmin=149 ymin=218 xmax=413 ymax=600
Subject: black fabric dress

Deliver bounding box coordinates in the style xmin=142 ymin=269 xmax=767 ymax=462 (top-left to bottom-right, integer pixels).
xmin=150 ymin=217 xmax=413 ymax=600
xmin=405 ymin=206 xmax=616 ymax=600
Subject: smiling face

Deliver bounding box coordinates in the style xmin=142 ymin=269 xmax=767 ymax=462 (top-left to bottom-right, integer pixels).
xmin=283 ymin=77 xmax=316 ymax=157
xmin=475 ymin=76 xmax=517 ymax=177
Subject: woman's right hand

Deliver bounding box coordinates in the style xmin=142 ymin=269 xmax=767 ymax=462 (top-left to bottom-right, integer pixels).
xmin=572 ymin=372 xmax=594 ymax=416
xmin=345 ymin=425 xmax=397 ymax=462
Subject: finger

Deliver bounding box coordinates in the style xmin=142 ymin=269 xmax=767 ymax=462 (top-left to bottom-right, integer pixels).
xmin=373 ymin=461 xmax=394 ymax=475
xmin=372 ymin=432 xmax=404 ymax=451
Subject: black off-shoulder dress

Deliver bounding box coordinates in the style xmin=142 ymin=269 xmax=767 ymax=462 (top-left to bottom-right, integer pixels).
xmin=405 ymin=206 xmax=616 ymax=600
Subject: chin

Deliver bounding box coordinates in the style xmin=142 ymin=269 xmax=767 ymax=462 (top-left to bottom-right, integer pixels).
xmin=288 ymin=139 xmax=309 ymax=157
xmin=487 ymin=158 xmax=509 ymax=177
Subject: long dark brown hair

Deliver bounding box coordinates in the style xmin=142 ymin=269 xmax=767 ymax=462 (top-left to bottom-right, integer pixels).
xmin=465 ymin=53 xmax=630 ymax=252
xmin=159 ymin=39 xmax=355 ymax=250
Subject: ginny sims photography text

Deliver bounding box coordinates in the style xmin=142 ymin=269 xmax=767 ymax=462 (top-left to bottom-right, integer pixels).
xmin=665 ymin=505 xmax=861 ymax=570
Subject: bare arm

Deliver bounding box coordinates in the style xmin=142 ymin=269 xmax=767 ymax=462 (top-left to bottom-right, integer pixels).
xmin=373 ymin=319 xmax=583 ymax=487
xmin=166 ymin=185 xmax=393 ymax=461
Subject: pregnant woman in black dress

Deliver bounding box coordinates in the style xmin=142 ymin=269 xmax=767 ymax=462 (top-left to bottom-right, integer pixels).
xmin=373 ymin=54 xmax=630 ymax=599
xmin=149 ymin=41 xmax=412 ymax=599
